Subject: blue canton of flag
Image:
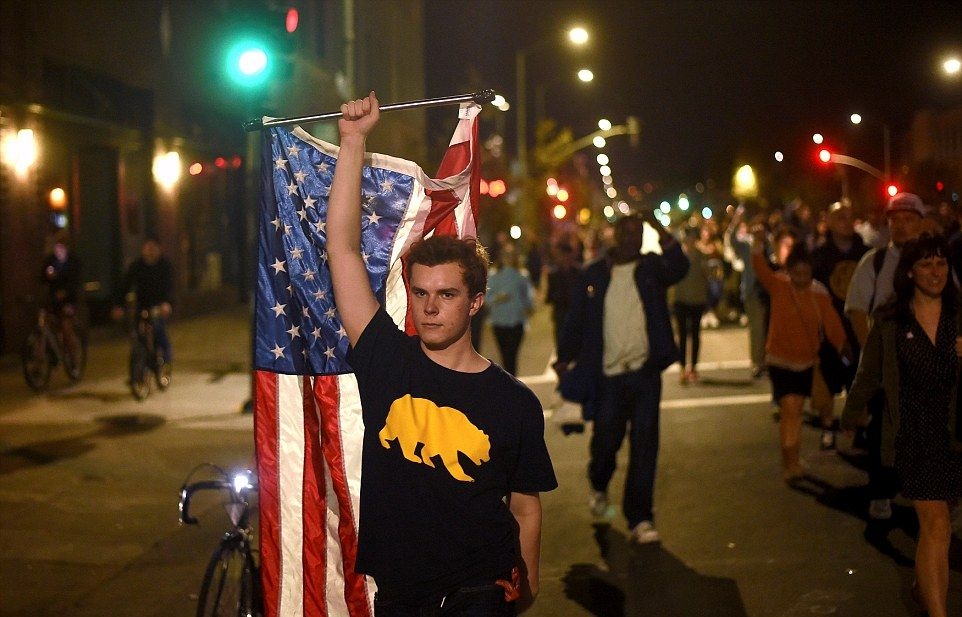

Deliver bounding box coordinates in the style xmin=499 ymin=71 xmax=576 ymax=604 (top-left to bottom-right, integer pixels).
xmin=254 ymin=126 xmax=415 ymax=375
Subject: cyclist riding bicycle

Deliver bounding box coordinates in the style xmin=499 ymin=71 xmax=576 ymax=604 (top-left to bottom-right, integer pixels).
xmin=111 ymin=237 xmax=174 ymax=364
xmin=41 ymin=232 xmax=84 ymax=354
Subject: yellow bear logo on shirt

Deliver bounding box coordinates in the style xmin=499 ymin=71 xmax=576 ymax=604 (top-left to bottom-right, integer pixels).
xmin=378 ymin=394 xmax=491 ymax=482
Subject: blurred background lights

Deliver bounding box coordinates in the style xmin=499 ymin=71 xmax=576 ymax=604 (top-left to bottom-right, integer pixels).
xmin=603 ymin=205 xmax=615 ymax=218
xmin=577 ymin=69 xmax=594 ymax=82
xmin=568 ymin=26 xmax=589 ymax=45
xmin=850 ymin=113 xmax=862 ymax=125
xmin=596 ymin=153 xmax=609 ymax=165
xmin=659 ymin=202 xmax=671 ymax=213
xmin=593 ymin=136 xmax=607 ymax=148
xmin=509 ymin=225 xmax=522 ymax=240
xmin=553 ymin=204 xmax=568 ymax=219
xmin=599 ymin=165 xmax=611 ymax=176
xmin=3 ymin=128 xmax=39 ymax=177
xmin=605 ymin=187 xmax=617 ymax=198
xmin=556 ymin=188 xmax=569 ymax=202
xmin=701 ymin=206 xmax=713 ymax=219
xmin=812 ymin=133 xmax=824 ymax=144
xmin=774 ymin=151 xmax=784 ymax=162
xmin=678 ymin=195 xmax=690 ymax=211
xmin=189 ymin=162 xmax=203 ymax=175
xmin=48 ymin=187 xmax=67 ymax=210
xmin=153 ymin=151 xmax=182 ymax=189
xmin=944 ymin=56 xmax=961 ymax=75
xmin=598 ymin=119 xmax=612 ymax=131
xmin=617 ymin=201 xmax=630 ymax=214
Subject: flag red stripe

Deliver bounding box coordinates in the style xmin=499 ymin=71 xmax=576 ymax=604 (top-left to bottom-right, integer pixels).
xmin=315 ymin=376 xmax=372 ymax=616
xmin=302 ymin=376 xmax=327 ymax=616
xmin=254 ymin=371 xmax=281 ymax=617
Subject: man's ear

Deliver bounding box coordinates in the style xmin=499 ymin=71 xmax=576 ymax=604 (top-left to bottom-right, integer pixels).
xmin=469 ymin=292 xmax=485 ymax=316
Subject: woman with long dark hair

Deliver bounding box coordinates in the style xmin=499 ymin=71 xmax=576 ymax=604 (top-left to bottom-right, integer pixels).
xmin=843 ymin=233 xmax=962 ymax=617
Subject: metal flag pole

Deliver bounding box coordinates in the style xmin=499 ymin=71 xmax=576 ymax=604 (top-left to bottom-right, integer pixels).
xmin=243 ymin=89 xmax=496 ymax=132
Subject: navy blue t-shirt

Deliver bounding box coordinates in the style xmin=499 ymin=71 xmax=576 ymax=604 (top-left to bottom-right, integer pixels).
xmin=347 ymin=308 xmax=557 ymax=598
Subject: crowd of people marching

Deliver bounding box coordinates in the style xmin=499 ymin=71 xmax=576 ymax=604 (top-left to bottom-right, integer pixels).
xmin=486 ymin=192 xmax=961 ymax=617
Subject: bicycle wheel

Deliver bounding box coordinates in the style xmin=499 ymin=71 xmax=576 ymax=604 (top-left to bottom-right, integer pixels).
xmin=129 ymin=343 xmax=151 ymax=400
xmin=196 ymin=539 xmax=258 ymax=617
xmin=63 ymin=326 xmax=87 ymax=382
xmin=21 ymin=330 xmax=51 ymax=391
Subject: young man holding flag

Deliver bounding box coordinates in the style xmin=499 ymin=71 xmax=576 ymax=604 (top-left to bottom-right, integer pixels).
xmin=327 ymin=92 xmax=556 ymax=615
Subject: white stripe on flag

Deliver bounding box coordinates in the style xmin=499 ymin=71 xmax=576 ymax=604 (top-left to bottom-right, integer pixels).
xmin=278 ymin=374 xmax=306 ymax=617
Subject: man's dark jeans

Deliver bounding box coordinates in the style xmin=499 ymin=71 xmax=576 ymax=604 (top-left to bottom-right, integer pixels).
xmin=589 ymin=366 xmax=662 ymax=527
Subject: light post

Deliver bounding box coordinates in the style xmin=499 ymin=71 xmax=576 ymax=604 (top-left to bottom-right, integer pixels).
xmin=515 ymin=26 xmax=589 ymax=177
xmin=850 ymin=113 xmax=891 ymax=182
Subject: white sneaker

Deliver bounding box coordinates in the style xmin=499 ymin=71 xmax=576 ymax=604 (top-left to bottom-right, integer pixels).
xmin=869 ymin=498 xmax=892 ymax=520
xmin=589 ymin=491 xmax=609 ymax=518
xmin=631 ymin=521 xmax=660 ymax=544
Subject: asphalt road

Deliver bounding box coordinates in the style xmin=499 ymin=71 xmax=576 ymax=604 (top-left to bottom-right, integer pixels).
xmin=0 ymin=301 xmax=959 ymax=616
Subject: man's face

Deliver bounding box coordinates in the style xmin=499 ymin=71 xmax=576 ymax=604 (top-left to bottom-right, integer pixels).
xmin=788 ymin=261 xmax=813 ymax=290
xmin=887 ymin=210 xmax=922 ymax=247
xmin=614 ymin=218 xmax=644 ymax=260
xmin=828 ymin=207 xmax=854 ymax=239
xmin=408 ymin=262 xmax=482 ymax=351
xmin=142 ymin=240 xmax=161 ymax=265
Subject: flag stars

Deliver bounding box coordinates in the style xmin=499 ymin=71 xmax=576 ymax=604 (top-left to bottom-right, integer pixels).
xmin=379 ymin=179 xmax=394 ymax=192
xmin=293 ymin=169 xmax=308 ymax=183
xmin=314 ymin=220 xmax=326 ymax=234
xmin=316 ymin=162 xmax=330 ymax=174
xmin=274 ymin=157 xmax=288 ymax=170
xmin=335 ymin=325 xmax=347 ymax=340
xmin=290 ymin=246 xmax=304 ymax=260
xmin=297 ymin=208 xmax=308 ymax=221
xmin=283 ymin=224 xmax=293 ymax=235
xmin=271 ymin=217 xmax=282 ymax=230
xmin=271 ymin=301 xmax=287 ymax=317
xmin=271 ymin=258 xmax=287 ymax=274
xmin=324 ymin=306 xmax=337 ymax=319
xmin=303 ymin=195 xmax=316 ymax=209
xmin=324 ymin=346 xmax=337 ymax=360
xmin=366 ymin=212 xmax=382 ymax=225
xmin=311 ymin=326 xmax=323 ymax=340
xmin=319 ymin=250 xmax=329 ymax=265
xmin=361 ymin=251 xmax=370 ymax=265
xmin=287 ymin=144 xmax=302 ymax=157
xmin=287 ymin=181 xmax=298 ymax=196
xmin=302 ymin=306 xmax=310 ymax=318
xmin=271 ymin=343 xmax=286 ymax=359
xmin=286 ymin=324 xmax=301 ymax=339
xmin=302 ymin=269 xmax=316 ymax=281
xmin=313 ymin=289 xmax=327 ymax=302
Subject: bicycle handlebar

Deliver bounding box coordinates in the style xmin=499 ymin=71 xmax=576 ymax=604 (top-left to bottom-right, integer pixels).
xmin=179 ymin=480 xmax=232 ymax=525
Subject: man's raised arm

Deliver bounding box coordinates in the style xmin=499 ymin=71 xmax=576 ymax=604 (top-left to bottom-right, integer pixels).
xmin=326 ymin=92 xmax=382 ymax=346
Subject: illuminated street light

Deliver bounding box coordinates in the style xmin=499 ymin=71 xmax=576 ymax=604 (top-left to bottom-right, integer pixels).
xmin=678 ymin=195 xmax=690 ymax=211
xmin=568 ymin=27 xmax=589 ymax=45
xmin=153 ymin=151 xmax=182 ymax=190
xmin=599 ymin=165 xmax=611 ymax=176
xmin=850 ymin=114 xmax=862 ymax=125
xmin=577 ymin=69 xmax=594 ymax=82
xmin=596 ymin=153 xmax=609 ymax=165
xmin=774 ymin=151 xmax=784 ymax=162
xmin=598 ymin=119 xmax=612 ymax=131
xmin=593 ymin=136 xmax=606 ymax=148
xmin=732 ymin=164 xmax=758 ymax=199
xmin=944 ymin=56 xmax=961 ymax=76
xmin=812 ymin=133 xmax=824 ymax=145
xmin=516 ymin=26 xmax=589 ymax=175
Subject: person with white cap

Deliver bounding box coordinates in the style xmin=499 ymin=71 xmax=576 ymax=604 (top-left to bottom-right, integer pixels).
xmin=844 ymin=192 xmax=925 ymax=521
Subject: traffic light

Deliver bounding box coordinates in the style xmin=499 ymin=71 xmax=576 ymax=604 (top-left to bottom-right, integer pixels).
xmin=223 ymin=7 xmax=296 ymax=88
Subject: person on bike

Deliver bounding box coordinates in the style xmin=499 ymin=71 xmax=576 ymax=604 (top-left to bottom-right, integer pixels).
xmin=327 ymin=92 xmax=557 ymax=615
xmin=111 ymin=237 xmax=174 ymax=363
xmin=41 ymin=232 xmax=83 ymax=357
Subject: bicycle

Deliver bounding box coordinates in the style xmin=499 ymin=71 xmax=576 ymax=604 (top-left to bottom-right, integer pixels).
xmin=21 ymin=303 xmax=87 ymax=391
xmin=179 ymin=464 xmax=261 ymax=617
xmin=127 ymin=303 xmax=171 ymax=400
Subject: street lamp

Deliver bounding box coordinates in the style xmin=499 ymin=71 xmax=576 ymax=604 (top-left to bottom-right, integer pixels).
xmin=515 ymin=26 xmax=589 ymax=176
xmin=943 ymin=56 xmax=961 ymax=76
xmin=850 ymin=112 xmax=891 ymax=182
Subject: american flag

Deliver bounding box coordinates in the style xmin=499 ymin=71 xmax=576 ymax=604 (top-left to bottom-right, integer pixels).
xmin=253 ymin=103 xmax=481 ymax=617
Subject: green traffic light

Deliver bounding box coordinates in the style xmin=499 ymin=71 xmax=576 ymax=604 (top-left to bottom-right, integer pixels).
xmin=226 ymin=39 xmax=272 ymax=87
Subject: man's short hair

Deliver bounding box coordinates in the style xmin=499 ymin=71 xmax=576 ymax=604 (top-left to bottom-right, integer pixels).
xmin=406 ymin=235 xmax=489 ymax=297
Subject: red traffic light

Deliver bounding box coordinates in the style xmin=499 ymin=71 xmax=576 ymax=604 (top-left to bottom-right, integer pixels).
xmin=886 ymin=184 xmax=899 ymax=197
xmin=818 ymin=149 xmax=832 ymax=164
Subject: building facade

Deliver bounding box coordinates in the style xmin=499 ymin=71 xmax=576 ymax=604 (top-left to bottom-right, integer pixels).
xmin=0 ymin=0 xmax=426 ymax=353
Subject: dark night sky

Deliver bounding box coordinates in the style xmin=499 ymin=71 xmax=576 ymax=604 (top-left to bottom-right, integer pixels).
xmin=424 ymin=0 xmax=962 ymax=198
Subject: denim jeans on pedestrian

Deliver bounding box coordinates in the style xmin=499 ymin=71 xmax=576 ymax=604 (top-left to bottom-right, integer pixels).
xmin=588 ymin=366 xmax=661 ymax=527
xmin=152 ymin=316 xmax=172 ymax=363
xmin=374 ymin=584 xmax=514 ymax=617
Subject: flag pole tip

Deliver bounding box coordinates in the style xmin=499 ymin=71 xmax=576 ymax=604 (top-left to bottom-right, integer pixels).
xmin=473 ymin=89 xmax=496 ymax=105
xmin=243 ymin=117 xmax=264 ymax=132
